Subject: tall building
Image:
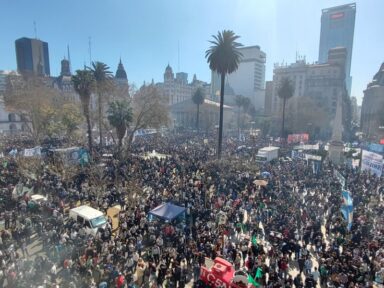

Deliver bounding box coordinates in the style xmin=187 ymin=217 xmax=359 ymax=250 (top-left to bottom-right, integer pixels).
xmin=318 ymin=3 xmax=356 ymax=95
xmin=211 ymin=45 xmax=266 ymax=109
xmin=114 ymin=59 xmax=129 ymax=99
xmin=15 ymin=37 xmax=50 ymax=76
xmin=361 ymin=63 xmax=384 ymax=141
xmin=271 ymin=48 xmax=350 ymax=139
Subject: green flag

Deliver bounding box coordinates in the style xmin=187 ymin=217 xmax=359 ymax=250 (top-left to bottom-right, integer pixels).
xmin=255 ymin=267 xmax=263 ymax=279
xmin=247 ymin=273 xmax=261 ymax=287
xmin=251 ymin=235 xmax=258 ymax=246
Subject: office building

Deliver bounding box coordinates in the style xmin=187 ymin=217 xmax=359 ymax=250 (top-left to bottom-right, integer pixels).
xmin=318 ymin=3 xmax=356 ymax=95
xmin=211 ymin=45 xmax=266 ymax=109
xmin=15 ymin=37 xmax=51 ymax=76
xmin=361 ymin=63 xmax=384 ymax=141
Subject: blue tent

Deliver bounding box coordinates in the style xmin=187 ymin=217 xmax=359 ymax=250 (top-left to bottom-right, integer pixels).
xmin=148 ymin=202 xmax=186 ymax=221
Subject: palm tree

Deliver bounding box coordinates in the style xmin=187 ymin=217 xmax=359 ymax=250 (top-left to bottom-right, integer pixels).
xmin=107 ymin=100 xmax=132 ymax=156
xmin=277 ymin=77 xmax=295 ymax=140
xmin=90 ymin=61 xmax=113 ymax=148
xmin=206 ymin=30 xmax=243 ymax=159
xmin=192 ymin=87 xmax=205 ymax=131
xmin=72 ymin=69 xmax=96 ymax=155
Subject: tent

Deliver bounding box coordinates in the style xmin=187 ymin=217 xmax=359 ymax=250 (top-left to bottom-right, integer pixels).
xmin=148 ymin=202 xmax=186 ymax=221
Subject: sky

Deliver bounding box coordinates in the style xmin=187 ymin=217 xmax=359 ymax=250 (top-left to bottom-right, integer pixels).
xmin=1 ymin=0 xmax=383 ymax=104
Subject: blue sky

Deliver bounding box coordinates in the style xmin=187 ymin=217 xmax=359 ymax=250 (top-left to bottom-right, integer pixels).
xmin=1 ymin=0 xmax=383 ymax=104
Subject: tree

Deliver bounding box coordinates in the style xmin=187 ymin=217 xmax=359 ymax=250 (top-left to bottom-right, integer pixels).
xmin=72 ymin=69 xmax=95 ymax=156
xmin=192 ymin=87 xmax=205 ymax=131
xmin=4 ymin=74 xmax=61 ymax=144
xmin=125 ymin=84 xmax=169 ymax=151
xmin=277 ymin=77 xmax=295 ymax=140
xmin=206 ymin=30 xmax=243 ymax=159
xmin=90 ymin=61 xmax=113 ymax=148
xmin=61 ymin=102 xmax=83 ymax=140
xmin=107 ymin=100 xmax=132 ymax=155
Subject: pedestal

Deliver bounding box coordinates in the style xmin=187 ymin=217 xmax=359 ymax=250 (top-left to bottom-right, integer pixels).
xmin=328 ymin=140 xmax=344 ymax=165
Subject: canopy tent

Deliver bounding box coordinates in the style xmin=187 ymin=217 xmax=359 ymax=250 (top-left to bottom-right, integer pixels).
xmin=148 ymin=202 xmax=186 ymax=221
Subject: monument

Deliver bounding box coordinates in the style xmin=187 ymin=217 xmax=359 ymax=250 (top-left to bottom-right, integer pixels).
xmin=328 ymin=94 xmax=344 ymax=165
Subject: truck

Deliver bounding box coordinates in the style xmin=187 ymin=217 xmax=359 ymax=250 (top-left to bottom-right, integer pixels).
xmin=256 ymin=146 xmax=279 ymax=162
xmin=69 ymin=205 xmax=108 ymax=236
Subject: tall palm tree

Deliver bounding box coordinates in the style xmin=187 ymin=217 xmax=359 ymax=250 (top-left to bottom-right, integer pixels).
xmin=107 ymin=100 xmax=132 ymax=156
xmin=277 ymin=77 xmax=295 ymax=140
xmin=206 ymin=30 xmax=243 ymax=159
xmin=90 ymin=61 xmax=113 ymax=148
xmin=72 ymin=69 xmax=96 ymax=155
xmin=192 ymin=87 xmax=205 ymax=131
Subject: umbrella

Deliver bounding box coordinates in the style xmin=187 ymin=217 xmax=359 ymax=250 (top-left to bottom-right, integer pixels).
xmin=261 ymin=171 xmax=271 ymax=178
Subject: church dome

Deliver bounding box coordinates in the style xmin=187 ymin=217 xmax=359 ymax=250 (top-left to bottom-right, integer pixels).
xmin=115 ymin=59 xmax=127 ymax=80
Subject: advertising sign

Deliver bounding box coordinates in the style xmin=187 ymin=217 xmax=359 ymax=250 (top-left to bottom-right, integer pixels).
xmin=361 ymin=150 xmax=383 ymax=177
xmin=287 ymin=133 xmax=309 ymax=144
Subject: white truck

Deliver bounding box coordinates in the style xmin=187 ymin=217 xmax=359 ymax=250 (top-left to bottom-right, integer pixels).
xmin=256 ymin=146 xmax=280 ymax=162
xmin=69 ymin=205 xmax=108 ymax=236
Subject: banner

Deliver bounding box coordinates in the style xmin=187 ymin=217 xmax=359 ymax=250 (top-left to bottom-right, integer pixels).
xmin=380 ymin=139 xmax=384 ymax=145
xmin=341 ymin=190 xmax=353 ymax=231
xmin=291 ymin=150 xmax=322 ymax=161
xmin=334 ymin=169 xmax=346 ymax=188
xmin=361 ymin=150 xmax=383 ymax=177
xmin=367 ymin=143 xmax=384 ymax=154
xmin=24 ymin=147 xmax=41 ymax=157
xmin=287 ymin=133 xmax=309 ymax=144
xmin=293 ymin=144 xmax=320 ymax=151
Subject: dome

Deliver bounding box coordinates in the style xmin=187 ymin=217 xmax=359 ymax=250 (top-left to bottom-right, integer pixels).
xmin=165 ymin=64 xmax=173 ymax=73
xmin=115 ymin=59 xmax=127 ymax=80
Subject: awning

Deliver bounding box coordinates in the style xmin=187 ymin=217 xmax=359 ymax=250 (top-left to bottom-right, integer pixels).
xmin=148 ymin=202 xmax=186 ymax=221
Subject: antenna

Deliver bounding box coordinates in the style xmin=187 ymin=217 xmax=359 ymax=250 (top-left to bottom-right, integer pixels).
xmin=88 ymin=37 xmax=92 ymax=66
xmin=33 ymin=21 xmax=37 ymax=39
xmin=67 ymin=45 xmax=71 ymax=74
xmin=178 ymin=40 xmax=180 ymax=72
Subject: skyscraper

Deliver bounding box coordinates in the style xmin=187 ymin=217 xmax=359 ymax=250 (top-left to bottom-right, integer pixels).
xmin=15 ymin=37 xmax=50 ymax=76
xmin=318 ymin=3 xmax=356 ymax=95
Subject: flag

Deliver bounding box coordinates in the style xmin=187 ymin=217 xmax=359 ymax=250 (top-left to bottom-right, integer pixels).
xmin=255 ymin=267 xmax=263 ymax=279
xmin=340 ymin=190 xmax=353 ymax=231
xmin=247 ymin=273 xmax=261 ymax=287
xmin=251 ymin=235 xmax=258 ymax=246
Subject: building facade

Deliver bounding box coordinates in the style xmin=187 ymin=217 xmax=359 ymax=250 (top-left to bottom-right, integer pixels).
xmin=361 ymin=63 xmax=384 ymax=141
xmin=211 ymin=45 xmax=266 ymax=110
xmin=156 ymin=64 xmax=210 ymax=106
xmin=264 ymin=81 xmax=273 ymax=116
xmin=271 ymin=48 xmax=350 ymax=139
xmin=15 ymin=37 xmax=51 ymax=76
xmin=318 ymin=3 xmax=356 ymax=95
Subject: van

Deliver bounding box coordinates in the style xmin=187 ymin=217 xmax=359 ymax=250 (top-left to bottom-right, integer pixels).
xmin=69 ymin=205 xmax=108 ymax=236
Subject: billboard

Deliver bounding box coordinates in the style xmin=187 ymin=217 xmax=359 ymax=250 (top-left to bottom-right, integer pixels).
xmin=287 ymin=133 xmax=309 ymax=144
xmin=361 ymin=150 xmax=383 ymax=177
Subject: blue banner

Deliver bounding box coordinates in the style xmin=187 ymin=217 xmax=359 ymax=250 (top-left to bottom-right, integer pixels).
xmin=341 ymin=190 xmax=353 ymax=231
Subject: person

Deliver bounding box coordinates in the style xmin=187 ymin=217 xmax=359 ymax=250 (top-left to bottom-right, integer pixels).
xmin=304 ymin=256 xmax=312 ymax=275
xmin=293 ymin=274 xmax=303 ymax=288
xmin=311 ymin=267 xmax=320 ymax=286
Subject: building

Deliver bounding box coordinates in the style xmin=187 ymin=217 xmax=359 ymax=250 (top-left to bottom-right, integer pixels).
xmin=361 ymin=63 xmax=384 ymax=141
xmin=211 ymin=45 xmax=266 ymax=110
xmin=318 ymin=3 xmax=356 ymax=95
xmin=264 ymin=81 xmax=273 ymax=116
xmin=15 ymin=37 xmax=50 ymax=76
xmin=271 ymin=47 xmax=350 ymax=139
xmin=113 ymin=59 xmax=129 ymax=100
xmin=171 ymin=98 xmax=234 ymax=132
xmin=53 ymin=58 xmax=78 ymax=102
xmin=350 ymin=96 xmax=360 ymax=124
xmin=0 ymin=71 xmax=24 ymax=134
xmin=156 ymin=64 xmax=210 ymax=106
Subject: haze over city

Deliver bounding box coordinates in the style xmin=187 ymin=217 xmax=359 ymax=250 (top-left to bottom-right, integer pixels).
xmin=1 ymin=0 xmax=383 ymax=103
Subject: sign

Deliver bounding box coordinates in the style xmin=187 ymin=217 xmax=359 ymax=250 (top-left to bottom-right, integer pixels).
xmin=24 ymin=147 xmax=42 ymax=157
xmin=200 ymin=258 xmax=234 ymax=288
xmin=305 ymin=154 xmax=322 ymax=161
xmin=294 ymin=144 xmax=319 ymax=151
xmin=367 ymin=143 xmax=384 ymax=154
xmin=334 ymin=169 xmax=346 ymax=188
xmin=331 ymin=12 xmax=344 ymax=19
xmin=291 ymin=150 xmax=321 ymax=161
xmin=287 ymin=133 xmax=309 ymax=144
xmin=361 ymin=150 xmax=383 ymax=177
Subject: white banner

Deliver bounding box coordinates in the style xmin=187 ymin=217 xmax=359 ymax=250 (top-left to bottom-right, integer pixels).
xmin=361 ymin=150 xmax=383 ymax=177
xmin=294 ymin=144 xmax=320 ymax=151
xmin=23 ymin=147 xmax=41 ymax=157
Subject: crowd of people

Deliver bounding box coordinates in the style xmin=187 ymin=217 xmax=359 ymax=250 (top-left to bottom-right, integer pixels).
xmin=0 ymin=132 xmax=383 ymax=288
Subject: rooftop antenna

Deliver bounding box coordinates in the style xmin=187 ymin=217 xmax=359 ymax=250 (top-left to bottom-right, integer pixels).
xmin=178 ymin=40 xmax=180 ymax=72
xmin=88 ymin=37 xmax=92 ymax=66
xmin=33 ymin=21 xmax=37 ymax=39
xmin=67 ymin=44 xmax=71 ymax=74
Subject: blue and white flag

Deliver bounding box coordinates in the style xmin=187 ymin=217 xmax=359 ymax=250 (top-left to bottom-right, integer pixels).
xmin=341 ymin=190 xmax=353 ymax=231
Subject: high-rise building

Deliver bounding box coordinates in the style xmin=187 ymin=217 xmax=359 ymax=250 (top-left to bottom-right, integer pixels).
xmin=15 ymin=37 xmax=50 ymax=76
xmin=318 ymin=3 xmax=356 ymax=95
xmin=211 ymin=45 xmax=266 ymax=109
xmin=361 ymin=63 xmax=384 ymax=141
